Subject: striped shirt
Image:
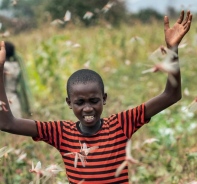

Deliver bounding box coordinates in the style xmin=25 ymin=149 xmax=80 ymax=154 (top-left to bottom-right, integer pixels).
xmin=33 ymin=104 xmax=149 ymax=184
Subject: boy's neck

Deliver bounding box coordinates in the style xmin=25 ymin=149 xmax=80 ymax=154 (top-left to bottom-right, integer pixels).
xmin=79 ymin=120 xmax=101 ymax=135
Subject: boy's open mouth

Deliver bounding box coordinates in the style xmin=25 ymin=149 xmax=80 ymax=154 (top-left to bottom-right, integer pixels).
xmin=83 ymin=115 xmax=94 ymax=122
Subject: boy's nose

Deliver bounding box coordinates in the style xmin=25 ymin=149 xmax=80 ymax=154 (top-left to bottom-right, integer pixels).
xmin=83 ymin=104 xmax=93 ymax=112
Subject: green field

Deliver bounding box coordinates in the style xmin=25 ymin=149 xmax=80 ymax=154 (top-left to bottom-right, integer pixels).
xmin=1 ymin=19 xmax=197 ymax=183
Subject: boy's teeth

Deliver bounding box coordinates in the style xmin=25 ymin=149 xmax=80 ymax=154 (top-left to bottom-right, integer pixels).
xmin=84 ymin=116 xmax=94 ymax=121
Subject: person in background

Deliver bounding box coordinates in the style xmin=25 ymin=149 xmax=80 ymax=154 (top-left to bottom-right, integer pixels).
xmin=4 ymin=41 xmax=22 ymax=117
xmin=4 ymin=41 xmax=31 ymax=117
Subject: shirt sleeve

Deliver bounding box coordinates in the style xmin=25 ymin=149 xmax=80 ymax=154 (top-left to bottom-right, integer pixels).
xmin=32 ymin=120 xmax=62 ymax=150
xmin=117 ymin=103 xmax=150 ymax=139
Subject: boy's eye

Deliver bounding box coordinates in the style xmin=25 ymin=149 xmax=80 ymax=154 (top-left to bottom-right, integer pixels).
xmin=75 ymin=100 xmax=84 ymax=105
xmin=90 ymin=98 xmax=99 ymax=104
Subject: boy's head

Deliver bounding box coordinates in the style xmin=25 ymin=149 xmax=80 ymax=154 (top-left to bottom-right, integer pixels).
xmin=66 ymin=69 xmax=107 ymax=128
xmin=67 ymin=69 xmax=104 ymax=98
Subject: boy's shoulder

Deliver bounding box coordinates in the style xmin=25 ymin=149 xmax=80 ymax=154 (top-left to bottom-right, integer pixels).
xmin=35 ymin=120 xmax=76 ymax=127
xmin=52 ymin=120 xmax=76 ymax=127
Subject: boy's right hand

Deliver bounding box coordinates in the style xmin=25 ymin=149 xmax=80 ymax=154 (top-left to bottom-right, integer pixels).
xmin=0 ymin=41 xmax=6 ymax=68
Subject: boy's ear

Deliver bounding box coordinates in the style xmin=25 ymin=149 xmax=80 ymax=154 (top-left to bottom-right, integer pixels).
xmin=66 ymin=97 xmax=72 ymax=109
xmin=103 ymin=93 xmax=107 ymax=105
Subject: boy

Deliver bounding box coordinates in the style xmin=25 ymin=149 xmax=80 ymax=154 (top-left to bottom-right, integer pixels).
xmin=0 ymin=11 xmax=192 ymax=184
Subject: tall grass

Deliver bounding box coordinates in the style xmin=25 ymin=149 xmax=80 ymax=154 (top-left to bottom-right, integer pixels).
xmin=1 ymin=18 xmax=197 ymax=183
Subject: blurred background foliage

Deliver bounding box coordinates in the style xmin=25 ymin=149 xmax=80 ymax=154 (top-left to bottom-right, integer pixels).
xmin=0 ymin=0 xmax=183 ymax=32
xmin=0 ymin=0 xmax=197 ymax=183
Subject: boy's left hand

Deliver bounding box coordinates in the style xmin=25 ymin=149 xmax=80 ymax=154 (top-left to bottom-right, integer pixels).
xmin=164 ymin=10 xmax=192 ymax=49
xmin=0 ymin=41 xmax=6 ymax=68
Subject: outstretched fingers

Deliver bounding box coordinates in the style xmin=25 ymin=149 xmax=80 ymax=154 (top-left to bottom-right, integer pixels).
xmin=177 ymin=10 xmax=184 ymax=24
xmin=164 ymin=16 xmax=170 ymax=31
xmin=184 ymin=14 xmax=192 ymax=32
xmin=182 ymin=11 xmax=190 ymax=26
xmin=0 ymin=41 xmax=5 ymax=51
xmin=0 ymin=41 xmax=6 ymax=65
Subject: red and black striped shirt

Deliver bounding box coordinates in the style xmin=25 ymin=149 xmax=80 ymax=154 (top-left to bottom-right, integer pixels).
xmin=33 ymin=104 xmax=149 ymax=184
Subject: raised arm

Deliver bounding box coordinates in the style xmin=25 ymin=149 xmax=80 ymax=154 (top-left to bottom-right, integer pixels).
xmin=144 ymin=10 xmax=192 ymax=119
xmin=0 ymin=41 xmax=37 ymax=137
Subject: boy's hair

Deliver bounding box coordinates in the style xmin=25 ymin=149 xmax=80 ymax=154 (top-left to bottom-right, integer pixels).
xmin=67 ymin=69 xmax=104 ymax=98
xmin=5 ymin=41 xmax=16 ymax=61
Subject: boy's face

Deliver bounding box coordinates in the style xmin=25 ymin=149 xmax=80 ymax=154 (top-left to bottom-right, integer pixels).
xmin=66 ymin=82 xmax=107 ymax=127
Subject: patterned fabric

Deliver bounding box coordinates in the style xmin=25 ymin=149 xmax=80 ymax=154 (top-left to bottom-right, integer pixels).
xmin=33 ymin=104 xmax=149 ymax=184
